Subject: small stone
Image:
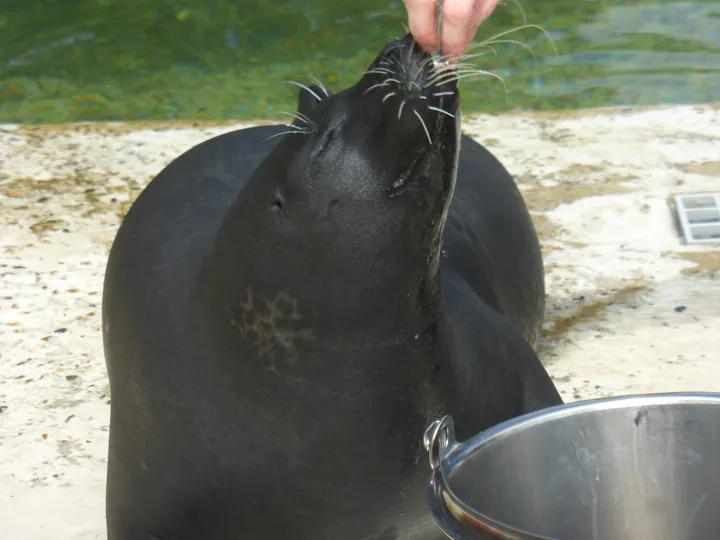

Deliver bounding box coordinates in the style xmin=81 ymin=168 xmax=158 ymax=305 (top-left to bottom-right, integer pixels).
xmin=674 ymin=305 xmax=687 ymax=313
xmin=54 ymin=328 xmax=67 ymax=334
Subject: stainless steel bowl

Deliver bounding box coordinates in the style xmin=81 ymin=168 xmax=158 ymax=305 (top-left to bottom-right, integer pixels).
xmin=424 ymin=393 xmax=720 ymax=540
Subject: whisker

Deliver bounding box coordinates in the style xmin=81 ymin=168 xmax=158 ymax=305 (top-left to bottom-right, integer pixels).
xmin=454 ymin=45 xmax=498 ymax=59
xmin=363 ymin=82 xmax=389 ymax=95
xmin=430 ymin=62 xmax=460 ymax=77
xmin=428 ymin=65 xmax=505 ymax=85
xmin=398 ymin=99 xmax=407 ymax=119
xmin=382 ymin=92 xmax=397 ymax=103
xmin=448 ymin=43 xmax=497 ymax=60
xmin=366 ymin=68 xmax=394 ymax=76
xmin=480 ymin=39 xmax=535 ymax=57
xmin=309 ymin=76 xmax=331 ymax=97
xmin=433 ymin=91 xmax=456 ymax=97
xmin=413 ymin=109 xmax=432 ymax=145
xmin=462 ymin=39 xmax=536 ymax=65
xmin=278 ymin=122 xmax=309 ymax=130
xmin=277 ymin=111 xmax=311 ymax=125
xmin=430 ymin=64 xmax=456 ymax=77
xmin=283 ymin=80 xmax=324 ymax=102
xmin=427 ymin=70 xmax=466 ymax=85
xmin=437 ymin=72 xmax=509 ymax=94
xmin=264 ymin=130 xmax=310 ymax=142
xmin=445 ymin=62 xmax=493 ymax=71
xmin=297 ymin=111 xmax=313 ymax=124
xmin=474 ymin=24 xmax=557 ymax=57
xmin=427 ymin=106 xmax=455 ymax=118
xmin=412 ymin=55 xmax=440 ymax=82
xmin=501 ymin=0 xmax=528 ymax=25
xmin=430 ymin=68 xmax=506 ymax=87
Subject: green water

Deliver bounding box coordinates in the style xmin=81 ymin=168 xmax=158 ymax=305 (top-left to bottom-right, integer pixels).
xmin=1 ymin=0 xmax=719 ymax=124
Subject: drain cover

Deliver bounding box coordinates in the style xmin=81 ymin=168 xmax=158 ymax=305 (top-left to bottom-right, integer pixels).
xmin=674 ymin=193 xmax=720 ymax=245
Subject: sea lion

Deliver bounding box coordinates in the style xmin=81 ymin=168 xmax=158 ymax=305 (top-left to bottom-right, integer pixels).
xmin=102 ymin=33 xmax=562 ymax=540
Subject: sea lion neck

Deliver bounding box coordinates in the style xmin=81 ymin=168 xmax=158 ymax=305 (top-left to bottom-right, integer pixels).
xmin=201 ymin=197 xmax=445 ymax=348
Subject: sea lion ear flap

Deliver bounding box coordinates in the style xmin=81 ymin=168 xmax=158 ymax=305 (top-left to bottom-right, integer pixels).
xmin=297 ymin=83 xmax=330 ymax=116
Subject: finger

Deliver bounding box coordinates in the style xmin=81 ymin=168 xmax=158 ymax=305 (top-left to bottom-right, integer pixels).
xmin=441 ymin=0 xmax=477 ymax=61
xmin=473 ymin=0 xmax=499 ymax=26
xmin=404 ymin=0 xmax=438 ymax=52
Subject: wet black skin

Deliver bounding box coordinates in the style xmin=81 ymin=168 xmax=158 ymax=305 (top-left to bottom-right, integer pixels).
xmin=103 ymin=33 xmax=562 ymax=540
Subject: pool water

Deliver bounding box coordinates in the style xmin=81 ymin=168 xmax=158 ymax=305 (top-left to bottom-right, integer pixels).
xmin=1 ymin=0 xmax=719 ymax=124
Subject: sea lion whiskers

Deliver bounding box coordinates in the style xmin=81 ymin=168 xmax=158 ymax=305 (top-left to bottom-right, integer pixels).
xmin=369 ymin=54 xmax=395 ymax=71
xmin=470 ymin=24 xmax=558 ymax=57
xmin=382 ymin=91 xmax=397 ymax=103
xmin=283 ymin=80 xmax=325 ymax=103
xmin=366 ymin=68 xmax=394 ymax=76
xmin=411 ymin=54 xmax=440 ymax=84
xmin=500 ymin=0 xmax=529 ymax=25
xmin=463 ymin=39 xmax=534 ymax=59
xmin=309 ymin=76 xmax=331 ymax=98
xmin=429 ymin=22 xmax=554 ymax=89
xmin=426 ymin=62 xmax=507 ymax=92
xmin=412 ymin=109 xmax=432 ymax=145
xmin=434 ymin=71 xmax=509 ymax=94
xmin=444 ymin=46 xmax=498 ymax=65
xmin=425 ymin=38 xmax=543 ymax=92
xmin=427 ymin=106 xmax=455 ymax=119
xmin=263 ymin=128 xmax=312 ymax=142
xmin=436 ymin=62 xmax=500 ymax=76
xmin=277 ymin=111 xmax=313 ymax=127
xmin=363 ymin=81 xmax=390 ymax=95
xmin=432 ymin=67 xmax=507 ymax=85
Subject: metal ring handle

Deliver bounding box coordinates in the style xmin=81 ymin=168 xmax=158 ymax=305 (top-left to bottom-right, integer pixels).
xmin=423 ymin=415 xmax=456 ymax=471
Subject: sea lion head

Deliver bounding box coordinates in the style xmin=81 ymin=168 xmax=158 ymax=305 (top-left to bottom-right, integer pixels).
xmin=291 ymin=32 xmax=461 ymax=217
xmin=215 ymin=34 xmax=461 ymax=342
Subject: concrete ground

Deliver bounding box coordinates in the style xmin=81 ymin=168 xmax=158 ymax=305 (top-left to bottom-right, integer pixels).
xmin=1 ymin=104 xmax=719 ymax=539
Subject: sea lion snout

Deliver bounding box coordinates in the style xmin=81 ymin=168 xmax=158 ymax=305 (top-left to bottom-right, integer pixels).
xmin=351 ymin=33 xmax=460 ymax=149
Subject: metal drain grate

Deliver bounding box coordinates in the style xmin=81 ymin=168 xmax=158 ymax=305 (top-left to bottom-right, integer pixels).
xmin=674 ymin=193 xmax=720 ymax=245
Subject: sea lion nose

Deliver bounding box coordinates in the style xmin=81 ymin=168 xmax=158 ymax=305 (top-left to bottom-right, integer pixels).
xmin=378 ymin=33 xmax=428 ymax=64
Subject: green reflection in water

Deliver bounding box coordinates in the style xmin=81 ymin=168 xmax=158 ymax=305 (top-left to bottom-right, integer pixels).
xmin=0 ymin=0 xmax=718 ymax=124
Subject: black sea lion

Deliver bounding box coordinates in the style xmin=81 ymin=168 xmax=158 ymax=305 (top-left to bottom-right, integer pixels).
xmin=102 ymin=33 xmax=562 ymax=540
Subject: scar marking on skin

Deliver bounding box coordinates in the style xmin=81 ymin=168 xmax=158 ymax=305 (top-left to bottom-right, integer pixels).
xmin=230 ymin=287 xmax=315 ymax=371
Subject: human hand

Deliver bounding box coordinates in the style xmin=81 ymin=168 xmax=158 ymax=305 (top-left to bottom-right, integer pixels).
xmin=403 ymin=0 xmax=500 ymax=62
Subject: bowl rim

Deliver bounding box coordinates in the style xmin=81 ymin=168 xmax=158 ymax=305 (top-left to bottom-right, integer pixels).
xmin=450 ymin=392 xmax=720 ymax=465
xmin=427 ymin=391 xmax=720 ymax=540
